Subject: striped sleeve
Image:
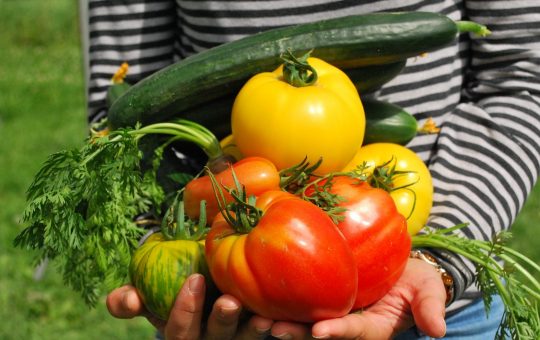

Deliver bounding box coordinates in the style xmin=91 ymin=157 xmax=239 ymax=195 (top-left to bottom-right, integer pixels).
xmin=86 ymin=0 xmax=176 ymax=123
xmin=424 ymin=1 xmax=540 ymax=309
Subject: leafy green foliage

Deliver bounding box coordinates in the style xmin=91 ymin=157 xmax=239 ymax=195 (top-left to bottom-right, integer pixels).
xmin=14 ymin=131 xmax=165 ymax=306
xmin=413 ymin=226 xmax=540 ymax=339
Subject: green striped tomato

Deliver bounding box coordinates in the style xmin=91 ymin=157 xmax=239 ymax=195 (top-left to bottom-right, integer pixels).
xmin=129 ymin=232 xmax=209 ymax=320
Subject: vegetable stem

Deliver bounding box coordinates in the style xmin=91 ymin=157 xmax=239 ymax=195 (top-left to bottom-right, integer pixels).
xmin=161 ymin=196 xmax=207 ymax=242
xmin=128 ymin=120 xmax=224 ymax=161
xmin=413 ymin=227 xmax=540 ymax=338
xmin=455 ymin=20 xmax=491 ymax=37
xmin=281 ymin=50 xmax=318 ymax=87
xmin=206 ymin=167 xmax=262 ymax=234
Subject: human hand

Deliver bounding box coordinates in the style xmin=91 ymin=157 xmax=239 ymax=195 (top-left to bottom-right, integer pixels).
xmin=267 ymin=258 xmax=447 ymax=339
xmin=106 ymin=273 xmax=274 ymax=340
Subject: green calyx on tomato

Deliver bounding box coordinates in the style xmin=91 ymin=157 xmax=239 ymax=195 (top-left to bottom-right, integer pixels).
xmin=129 ymin=196 xmax=213 ymax=320
xmin=205 ymin=165 xmax=263 ymax=233
xmin=281 ymin=49 xmax=318 ymax=87
xmin=366 ymin=156 xmax=419 ymax=217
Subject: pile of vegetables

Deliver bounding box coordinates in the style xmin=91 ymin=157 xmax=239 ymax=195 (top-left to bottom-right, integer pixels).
xmin=14 ymin=11 xmax=540 ymax=339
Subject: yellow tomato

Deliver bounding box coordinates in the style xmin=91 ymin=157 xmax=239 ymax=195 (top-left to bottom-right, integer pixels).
xmin=342 ymin=143 xmax=433 ymax=235
xmin=231 ymin=57 xmax=365 ymax=175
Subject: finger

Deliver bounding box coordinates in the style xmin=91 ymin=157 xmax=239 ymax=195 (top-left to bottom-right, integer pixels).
xmin=106 ymin=285 xmax=145 ymax=318
xmin=165 ymin=273 xmax=206 ymax=340
xmin=312 ymin=313 xmax=388 ymax=339
xmin=271 ymin=321 xmax=312 ymax=340
xmin=409 ymin=274 xmax=447 ymax=338
xmin=203 ymin=294 xmax=242 ymax=340
xmin=106 ymin=285 xmax=166 ymax=333
xmin=235 ymin=315 xmax=274 ymax=340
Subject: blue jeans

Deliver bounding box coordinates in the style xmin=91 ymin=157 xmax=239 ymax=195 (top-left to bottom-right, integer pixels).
xmin=395 ymin=295 xmax=505 ymax=339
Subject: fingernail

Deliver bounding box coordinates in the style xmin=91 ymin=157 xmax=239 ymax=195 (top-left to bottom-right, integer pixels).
xmin=188 ymin=274 xmax=204 ymax=295
xmin=437 ymin=321 xmax=447 ymax=338
xmin=255 ymin=327 xmax=271 ymax=335
xmin=313 ymin=335 xmax=330 ymax=339
xmin=218 ymin=300 xmax=239 ymax=318
xmin=272 ymin=333 xmax=292 ymax=340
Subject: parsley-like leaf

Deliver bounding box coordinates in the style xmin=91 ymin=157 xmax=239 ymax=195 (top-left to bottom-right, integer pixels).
xmin=15 ymin=130 xmax=164 ymax=305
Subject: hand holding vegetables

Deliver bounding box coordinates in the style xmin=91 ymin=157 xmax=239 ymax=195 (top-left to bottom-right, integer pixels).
xmin=106 ymin=258 xmax=448 ymax=339
xmin=268 ymin=258 xmax=448 ymax=339
xmin=106 ymin=274 xmax=275 ymax=340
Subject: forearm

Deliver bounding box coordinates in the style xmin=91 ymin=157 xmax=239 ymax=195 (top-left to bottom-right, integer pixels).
xmin=425 ymin=1 xmax=540 ymax=305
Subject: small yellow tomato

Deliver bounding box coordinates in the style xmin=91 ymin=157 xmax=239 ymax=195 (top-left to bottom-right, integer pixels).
xmin=231 ymin=56 xmax=365 ymax=175
xmin=342 ymin=143 xmax=433 ymax=235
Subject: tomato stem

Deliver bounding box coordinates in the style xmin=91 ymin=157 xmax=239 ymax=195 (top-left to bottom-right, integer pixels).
xmin=281 ymin=49 xmax=318 ymax=87
xmin=364 ymin=157 xmax=419 ymax=220
xmin=162 ymin=193 xmax=207 ymax=241
xmin=279 ymin=157 xmax=323 ymax=192
xmin=206 ymin=166 xmax=262 ymax=233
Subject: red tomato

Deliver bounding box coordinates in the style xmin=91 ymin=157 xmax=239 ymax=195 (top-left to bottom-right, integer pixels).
xmin=205 ymin=190 xmax=358 ymax=322
xmin=184 ymin=157 xmax=281 ymax=223
xmin=305 ymin=176 xmax=411 ymax=308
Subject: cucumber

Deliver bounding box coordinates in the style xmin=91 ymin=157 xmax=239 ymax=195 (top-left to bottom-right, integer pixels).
xmin=362 ymin=98 xmax=418 ymax=145
xmin=106 ymin=82 xmax=131 ymax=107
xmin=348 ymin=60 xmax=406 ymax=94
xmin=108 ymin=12 xmax=487 ymax=129
xmin=107 ymin=61 xmax=407 ymax=139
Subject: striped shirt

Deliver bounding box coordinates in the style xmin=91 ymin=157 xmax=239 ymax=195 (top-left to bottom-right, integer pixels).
xmin=83 ymin=0 xmax=540 ymax=313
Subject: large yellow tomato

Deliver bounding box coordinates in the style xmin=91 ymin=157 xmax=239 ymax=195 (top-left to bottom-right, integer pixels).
xmin=231 ymin=56 xmax=365 ymax=175
xmin=342 ymin=143 xmax=433 ymax=235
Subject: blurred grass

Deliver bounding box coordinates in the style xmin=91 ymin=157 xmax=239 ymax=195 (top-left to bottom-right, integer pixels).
xmin=0 ymin=1 xmax=154 ymax=339
xmin=0 ymin=1 xmax=538 ymax=339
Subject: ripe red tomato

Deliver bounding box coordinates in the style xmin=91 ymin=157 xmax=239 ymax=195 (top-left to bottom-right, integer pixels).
xmin=305 ymin=176 xmax=411 ymax=308
xmin=205 ymin=190 xmax=358 ymax=322
xmin=183 ymin=156 xmax=281 ymax=223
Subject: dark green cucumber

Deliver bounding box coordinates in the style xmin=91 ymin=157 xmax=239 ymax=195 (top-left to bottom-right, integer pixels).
xmin=108 ymin=12 xmax=488 ymax=129
xmin=362 ymin=98 xmax=418 ymax=145
xmin=348 ymin=60 xmax=406 ymax=94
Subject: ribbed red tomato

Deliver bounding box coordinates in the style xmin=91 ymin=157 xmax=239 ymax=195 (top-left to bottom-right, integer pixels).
xmin=205 ymin=190 xmax=358 ymax=322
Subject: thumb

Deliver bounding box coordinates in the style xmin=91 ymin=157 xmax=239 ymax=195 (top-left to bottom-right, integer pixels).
xmin=165 ymin=273 xmax=206 ymax=340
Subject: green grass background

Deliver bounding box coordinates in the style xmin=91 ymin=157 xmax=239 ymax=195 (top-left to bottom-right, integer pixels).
xmin=0 ymin=1 xmax=538 ymax=339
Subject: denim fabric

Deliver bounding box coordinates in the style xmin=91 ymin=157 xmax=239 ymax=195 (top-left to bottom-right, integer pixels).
xmin=395 ymin=295 xmax=505 ymax=340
